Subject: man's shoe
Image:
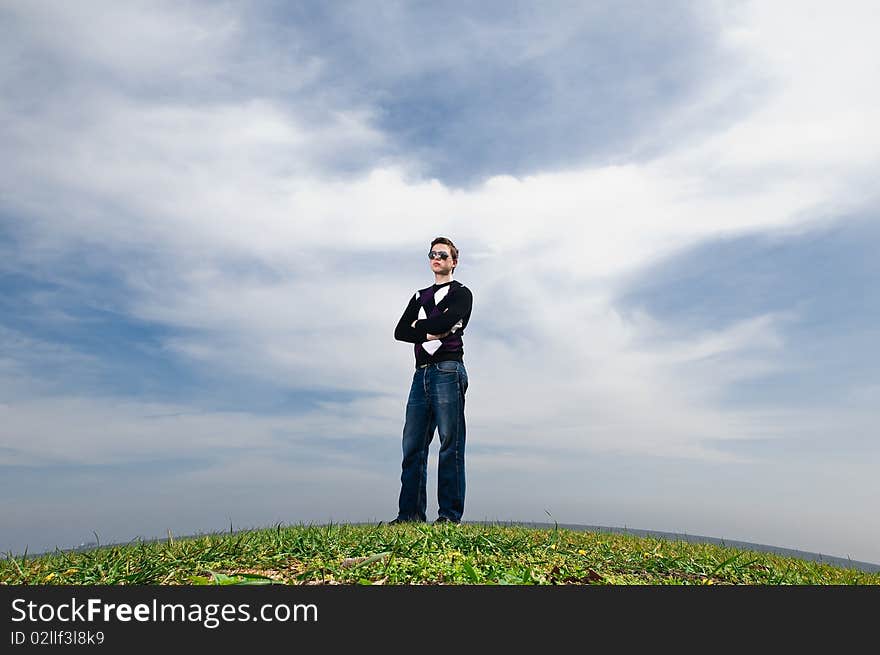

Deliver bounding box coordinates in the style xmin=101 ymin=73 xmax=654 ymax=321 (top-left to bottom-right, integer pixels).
xmin=433 ymin=516 xmax=459 ymax=525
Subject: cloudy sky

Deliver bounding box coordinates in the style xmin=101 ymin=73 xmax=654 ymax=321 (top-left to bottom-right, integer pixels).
xmin=1 ymin=1 xmax=878 ymax=564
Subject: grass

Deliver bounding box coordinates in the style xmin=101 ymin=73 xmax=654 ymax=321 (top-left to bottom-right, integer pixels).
xmin=2 ymin=522 xmax=877 ymax=585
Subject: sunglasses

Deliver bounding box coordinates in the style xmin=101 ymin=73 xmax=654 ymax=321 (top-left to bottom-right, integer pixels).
xmin=428 ymin=251 xmax=451 ymax=260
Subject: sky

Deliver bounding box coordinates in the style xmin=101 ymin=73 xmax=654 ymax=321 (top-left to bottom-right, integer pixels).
xmin=1 ymin=1 xmax=878 ymax=564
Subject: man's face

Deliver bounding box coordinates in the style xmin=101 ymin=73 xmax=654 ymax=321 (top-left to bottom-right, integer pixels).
xmin=429 ymin=244 xmax=455 ymax=275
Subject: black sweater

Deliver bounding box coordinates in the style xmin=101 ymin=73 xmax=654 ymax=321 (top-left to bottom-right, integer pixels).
xmin=394 ymin=280 xmax=473 ymax=367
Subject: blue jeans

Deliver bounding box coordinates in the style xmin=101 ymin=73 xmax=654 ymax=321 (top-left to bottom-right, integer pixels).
xmin=397 ymin=360 xmax=468 ymax=522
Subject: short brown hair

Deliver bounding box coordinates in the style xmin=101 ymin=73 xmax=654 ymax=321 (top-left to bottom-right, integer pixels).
xmin=430 ymin=236 xmax=459 ymax=270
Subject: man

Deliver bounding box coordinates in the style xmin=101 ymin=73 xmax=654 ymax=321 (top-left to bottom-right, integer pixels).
xmin=390 ymin=236 xmax=473 ymax=525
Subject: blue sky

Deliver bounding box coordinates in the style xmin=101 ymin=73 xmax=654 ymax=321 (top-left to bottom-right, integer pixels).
xmin=1 ymin=1 xmax=878 ymax=564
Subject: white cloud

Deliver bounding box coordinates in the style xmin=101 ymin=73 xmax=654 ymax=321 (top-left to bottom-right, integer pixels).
xmin=1 ymin=0 xmax=237 ymax=79
xmin=676 ymin=1 xmax=880 ymax=202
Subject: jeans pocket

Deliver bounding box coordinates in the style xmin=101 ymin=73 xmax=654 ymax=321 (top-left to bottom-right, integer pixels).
xmin=436 ymin=361 xmax=459 ymax=373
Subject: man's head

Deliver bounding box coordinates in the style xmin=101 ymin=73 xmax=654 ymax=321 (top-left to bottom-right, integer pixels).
xmin=429 ymin=236 xmax=458 ymax=275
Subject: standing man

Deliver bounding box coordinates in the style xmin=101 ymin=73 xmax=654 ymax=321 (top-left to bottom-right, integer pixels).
xmin=390 ymin=237 xmax=473 ymax=525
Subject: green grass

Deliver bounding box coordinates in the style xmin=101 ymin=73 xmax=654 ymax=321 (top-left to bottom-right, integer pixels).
xmin=2 ymin=522 xmax=877 ymax=585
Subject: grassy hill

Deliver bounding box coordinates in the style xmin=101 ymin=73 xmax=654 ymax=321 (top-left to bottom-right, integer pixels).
xmin=2 ymin=522 xmax=878 ymax=585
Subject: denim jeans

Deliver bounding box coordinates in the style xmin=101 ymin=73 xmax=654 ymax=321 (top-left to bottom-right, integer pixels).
xmin=397 ymin=360 xmax=468 ymax=523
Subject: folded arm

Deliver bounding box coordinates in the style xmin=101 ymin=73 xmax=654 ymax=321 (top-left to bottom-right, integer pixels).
xmin=413 ymin=287 xmax=472 ymax=335
xmin=394 ymin=294 xmax=428 ymax=343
